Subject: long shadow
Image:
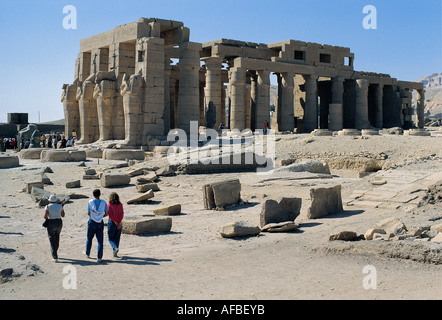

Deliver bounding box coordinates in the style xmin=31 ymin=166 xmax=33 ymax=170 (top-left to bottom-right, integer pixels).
xmin=324 ymin=209 xmax=365 ymax=219
xmin=57 ymin=255 xmax=171 ymax=266
xmin=0 ymin=231 xmax=23 ymax=236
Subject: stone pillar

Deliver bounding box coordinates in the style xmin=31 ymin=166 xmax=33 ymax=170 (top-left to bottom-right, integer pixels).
xmin=280 ymin=72 xmax=295 ymax=131
xmin=374 ymin=84 xmax=384 ymax=128
xmin=121 ymin=73 xmax=143 ymax=146
xmin=256 ymin=70 xmax=271 ymax=130
xmin=76 ymin=79 xmax=98 ymax=144
xmin=303 ymin=74 xmax=318 ymax=132
xmin=177 ymin=42 xmax=202 ymax=134
xmin=61 ymin=83 xmax=79 ymax=139
xmin=163 ymin=57 xmax=172 ymax=134
xmin=137 ymin=37 xmax=166 ymax=143
xmin=204 ymin=57 xmax=223 ymax=130
xmin=229 ymin=67 xmax=247 ymax=130
xmin=94 ymin=78 xmax=116 ymax=142
xmin=329 ymin=77 xmax=344 ymax=131
xmin=355 ymin=79 xmax=370 ymax=129
xmin=416 ymin=89 xmax=425 ymax=129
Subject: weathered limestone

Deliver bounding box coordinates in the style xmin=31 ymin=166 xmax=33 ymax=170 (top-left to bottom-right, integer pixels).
xmin=203 ymin=179 xmax=241 ymax=210
xmin=40 ymin=150 xmax=86 ymax=162
xmin=76 ymin=78 xmax=98 ymax=144
xmin=153 ymin=204 xmax=181 ymax=216
xmin=63 ymin=18 xmax=424 ymax=148
xmin=303 ymin=75 xmax=318 ymax=133
xmin=102 ymin=149 xmax=145 ymax=161
xmin=203 ymin=57 xmax=223 ymax=129
xmin=177 ymin=42 xmax=202 ymax=134
xmin=260 ymin=197 xmax=302 ymax=228
xmin=127 ymin=189 xmax=154 ymax=204
xmin=355 ymin=79 xmax=370 ymax=130
xmin=100 ymin=173 xmax=131 ymax=188
xmin=229 ymin=67 xmax=247 ymax=130
xmin=307 ymin=185 xmax=343 ymax=219
xmin=94 ymin=72 xmax=117 ymax=142
xmin=19 ymin=148 xmax=43 ymax=159
xmin=123 ymin=216 xmax=172 ymax=235
xmin=61 ymin=83 xmax=79 ymax=138
xmin=220 ymin=221 xmax=261 ymax=238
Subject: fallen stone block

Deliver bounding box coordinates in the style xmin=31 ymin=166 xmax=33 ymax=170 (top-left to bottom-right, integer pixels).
xmin=261 ymin=221 xmax=298 ymax=233
xmin=19 ymin=148 xmax=43 ymax=160
xmin=153 ymin=204 xmax=181 ymax=216
xmin=307 ymin=185 xmax=343 ymax=219
xmin=375 ymin=217 xmax=407 ymax=237
xmin=123 ymin=217 xmax=172 ymax=235
xmin=31 ymin=187 xmax=69 ymax=207
xmin=136 ymin=182 xmax=160 ymax=193
xmin=66 ymin=180 xmax=81 ymax=189
xmin=41 ymin=173 xmax=53 ymax=185
xmin=220 ymin=221 xmax=261 ymax=238
xmin=26 ymin=182 xmax=44 ymax=194
xmin=275 ymin=159 xmax=330 ymax=174
xmin=40 ymin=150 xmax=86 ymax=162
xmin=364 ymin=228 xmax=386 ymax=240
xmin=100 ymin=173 xmax=130 ymax=188
xmin=127 ymin=189 xmax=154 ymax=204
xmin=203 ymin=179 xmax=241 ymax=210
xmin=102 ymin=149 xmax=145 ymax=161
xmin=138 ymin=171 xmax=159 ymax=183
xmin=156 ymin=166 xmax=175 ymax=176
xmin=260 ymin=197 xmax=302 ymax=228
xmin=0 ymin=154 xmax=19 ymax=168
xmin=329 ymin=231 xmax=364 ymax=241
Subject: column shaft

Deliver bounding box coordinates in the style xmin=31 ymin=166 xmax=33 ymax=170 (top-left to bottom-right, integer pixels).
xmin=229 ymin=67 xmax=247 ymax=130
xmin=280 ymin=72 xmax=295 ymax=131
xmin=355 ymin=79 xmax=370 ymax=129
xmin=303 ymin=74 xmax=318 ymax=132
xmin=256 ymin=70 xmax=270 ymax=130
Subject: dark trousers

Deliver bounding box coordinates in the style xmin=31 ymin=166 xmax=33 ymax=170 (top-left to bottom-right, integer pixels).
xmin=47 ymin=219 xmax=62 ymax=259
xmin=85 ymin=220 xmax=104 ymax=259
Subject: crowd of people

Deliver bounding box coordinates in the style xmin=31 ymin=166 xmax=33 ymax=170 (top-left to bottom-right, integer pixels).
xmin=1 ymin=130 xmax=78 ymax=152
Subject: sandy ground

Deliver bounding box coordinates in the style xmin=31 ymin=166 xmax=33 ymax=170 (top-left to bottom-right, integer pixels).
xmin=0 ymin=132 xmax=441 ymax=300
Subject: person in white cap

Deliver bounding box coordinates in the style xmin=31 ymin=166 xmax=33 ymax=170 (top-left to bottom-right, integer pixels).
xmin=43 ymin=195 xmax=65 ymax=262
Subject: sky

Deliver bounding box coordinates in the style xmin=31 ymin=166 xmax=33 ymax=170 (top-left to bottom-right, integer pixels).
xmin=0 ymin=0 xmax=441 ymax=123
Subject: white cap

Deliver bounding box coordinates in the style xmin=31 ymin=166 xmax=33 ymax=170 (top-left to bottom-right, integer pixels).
xmin=49 ymin=195 xmax=57 ymax=203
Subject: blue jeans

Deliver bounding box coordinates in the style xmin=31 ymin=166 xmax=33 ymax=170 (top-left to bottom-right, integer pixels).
xmin=85 ymin=220 xmax=104 ymax=259
xmin=107 ymin=220 xmax=122 ymax=250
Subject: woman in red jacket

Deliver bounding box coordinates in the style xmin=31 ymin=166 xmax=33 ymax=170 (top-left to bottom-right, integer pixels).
xmin=107 ymin=192 xmax=124 ymax=257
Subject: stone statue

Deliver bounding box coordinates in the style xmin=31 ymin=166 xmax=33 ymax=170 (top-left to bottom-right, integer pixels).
xmin=18 ymin=124 xmax=39 ymax=150
xmin=94 ymin=72 xmax=116 ymax=142
xmin=76 ymin=75 xmax=98 ymax=144
xmin=121 ymin=72 xmax=143 ymax=146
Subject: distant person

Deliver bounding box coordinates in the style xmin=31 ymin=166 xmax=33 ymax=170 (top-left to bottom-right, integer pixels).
xmin=43 ymin=195 xmax=65 ymax=262
xmin=107 ymin=192 xmax=124 ymax=257
xmin=47 ymin=136 xmax=53 ymax=148
xmin=84 ymin=189 xmax=108 ymax=262
xmin=264 ymin=120 xmax=269 ymax=135
xmin=71 ymin=129 xmax=77 ymax=139
xmin=219 ymin=121 xmax=224 ymax=136
xmin=41 ymin=134 xmax=46 ymax=148
xmin=53 ymin=135 xmax=58 ymax=149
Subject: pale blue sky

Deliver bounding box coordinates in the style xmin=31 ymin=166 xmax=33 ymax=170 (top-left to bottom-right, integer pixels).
xmin=0 ymin=0 xmax=441 ymax=123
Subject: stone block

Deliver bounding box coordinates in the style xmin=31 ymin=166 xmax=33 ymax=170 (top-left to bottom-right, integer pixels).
xmin=40 ymin=150 xmax=86 ymax=162
xmin=260 ymin=198 xmax=302 ymax=228
xmin=220 ymin=221 xmax=260 ymax=238
xmin=307 ymin=185 xmax=343 ymax=219
xmin=261 ymin=221 xmax=298 ymax=233
xmin=100 ymin=173 xmax=131 ymax=188
xmin=0 ymin=154 xmax=19 ymax=168
xmin=136 ymin=182 xmax=160 ymax=193
xmin=26 ymin=182 xmax=44 ymax=194
xmin=123 ymin=217 xmax=172 ymax=235
xmin=66 ymin=180 xmax=81 ymax=189
xmin=375 ymin=217 xmax=407 ymax=237
xmin=127 ymin=189 xmax=154 ymax=204
xmin=203 ymin=179 xmax=241 ymax=209
xmin=19 ymin=148 xmax=43 ymax=159
xmin=153 ymin=204 xmax=181 ymax=216
xmin=102 ymin=149 xmax=145 ymax=161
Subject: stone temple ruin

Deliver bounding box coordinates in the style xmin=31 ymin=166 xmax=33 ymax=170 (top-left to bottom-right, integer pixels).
xmin=62 ymin=18 xmax=425 ymax=148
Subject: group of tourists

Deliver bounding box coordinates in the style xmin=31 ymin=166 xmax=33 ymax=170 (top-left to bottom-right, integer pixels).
xmin=43 ymin=189 xmax=124 ymax=263
xmin=0 ymin=137 xmax=17 ymax=152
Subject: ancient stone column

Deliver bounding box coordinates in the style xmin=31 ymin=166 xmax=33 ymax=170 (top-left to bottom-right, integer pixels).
xmin=94 ymin=78 xmax=116 ymax=142
xmin=61 ymin=83 xmax=79 ymax=139
xmin=256 ymin=70 xmax=271 ymax=130
xmin=416 ymin=89 xmax=425 ymax=129
xmin=229 ymin=67 xmax=247 ymax=130
xmin=204 ymin=57 xmax=223 ymax=130
xmin=280 ymin=72 xmax=295 ymax=132
xmin=76 ymin=78 xmax=98 ymax=144
xmin=374 ymin=84 xmax=384 ymax=128
xmin=355 ymin=79 xmax=370 ymax=129
xmin=121 ymin=73 xmax=143 ymax=146
xmin=177 ymin=42 xmax=202 ymax=134
xmin=329 ymin=77 xmax=344 ymax=131
xmin=303 ymin=74 xmax=318 ymax=133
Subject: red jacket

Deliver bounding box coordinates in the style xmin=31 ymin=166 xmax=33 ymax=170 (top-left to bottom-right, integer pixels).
xmin=108 ymin=203 xmax=124 ymax=223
